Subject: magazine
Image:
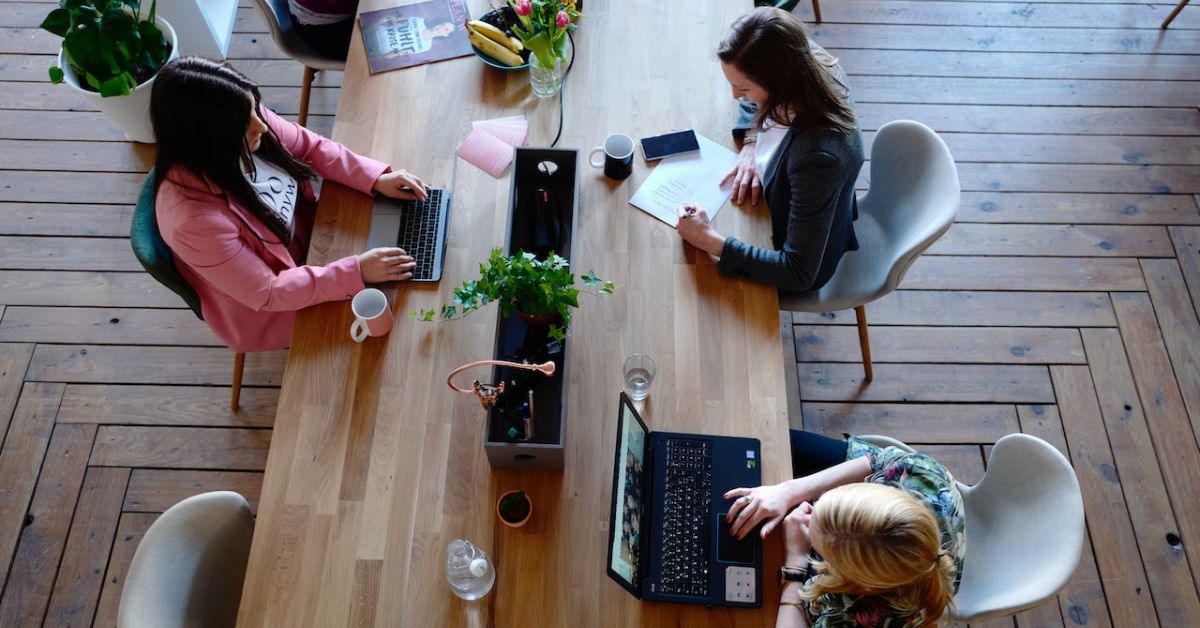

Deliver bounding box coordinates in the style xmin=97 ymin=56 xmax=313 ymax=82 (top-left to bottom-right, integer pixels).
xmin=360 ymin=0 xmax=473 ymax=74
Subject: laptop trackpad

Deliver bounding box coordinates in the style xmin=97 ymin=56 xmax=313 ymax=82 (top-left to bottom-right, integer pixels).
xmin=716 ymin=515 xmax=755 ymax=565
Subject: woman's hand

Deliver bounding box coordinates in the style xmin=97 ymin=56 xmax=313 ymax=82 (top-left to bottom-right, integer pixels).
xmin=720 ymin=144 xmax=762 ymax=206
xmin=358 ymin=247 xmax=416 ymax=283
xmin=723 ymin=481 xmax=799 ymax=540
xmin=373 ymin=169 xmax=429 ymax=201
xmin=782 ymin=502 xmax=815 ymax=565
xmin=675 ymin=204 xmax=727 ymax=257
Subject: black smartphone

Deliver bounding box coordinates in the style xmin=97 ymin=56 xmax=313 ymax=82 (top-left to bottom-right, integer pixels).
xmin=640 ymin=129 xmax=700 ymax=161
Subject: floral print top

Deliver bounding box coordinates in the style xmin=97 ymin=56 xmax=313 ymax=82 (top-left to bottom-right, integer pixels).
xmin=801 ymin=436 xmax=967 ymax=627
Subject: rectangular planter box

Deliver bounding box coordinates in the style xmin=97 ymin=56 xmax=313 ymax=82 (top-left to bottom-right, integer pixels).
xmin=484 ymin=148 xmax=580 ymax=469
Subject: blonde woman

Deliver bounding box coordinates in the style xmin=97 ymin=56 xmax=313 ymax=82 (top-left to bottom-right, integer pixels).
xmin=724 ymin=435 xmax=965 ymax=627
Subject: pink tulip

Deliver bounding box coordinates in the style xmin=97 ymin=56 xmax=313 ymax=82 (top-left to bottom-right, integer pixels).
xmin=555 ymin=10 xmax=570 ymax=27
xmin=514 ymin=0 xmax=532 ymax=16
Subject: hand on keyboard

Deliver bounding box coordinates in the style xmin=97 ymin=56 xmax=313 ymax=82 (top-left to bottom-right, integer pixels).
xmin=373 ymin=169 xmax=429 ymax=201
xmin=358 ymin=247 xmax=416 ymax=283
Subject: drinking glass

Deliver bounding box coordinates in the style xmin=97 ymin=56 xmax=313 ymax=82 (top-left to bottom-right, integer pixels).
xmin=623 ymin=353 xmax=656 ymax=401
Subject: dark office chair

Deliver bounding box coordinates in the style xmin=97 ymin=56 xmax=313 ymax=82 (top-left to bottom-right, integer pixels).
xmin=757 ymin=0 xmax=822 ymax=23
xmin=131 ymin=171 xmax=246 ymax=410
xmin=250 ymin=0 xmax=346 ymax=127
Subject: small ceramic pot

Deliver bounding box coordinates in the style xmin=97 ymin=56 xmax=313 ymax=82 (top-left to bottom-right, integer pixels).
xmin=496 ymin=490 xmax=532 ymax=528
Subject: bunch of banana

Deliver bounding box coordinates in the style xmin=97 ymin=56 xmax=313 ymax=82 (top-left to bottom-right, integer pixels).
xmin=466 ymin=20 xmax=525 ymax=67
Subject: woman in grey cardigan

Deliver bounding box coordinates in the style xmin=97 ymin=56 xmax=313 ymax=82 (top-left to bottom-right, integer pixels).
xmin=676 ymin=7 xmax=863 ymax=294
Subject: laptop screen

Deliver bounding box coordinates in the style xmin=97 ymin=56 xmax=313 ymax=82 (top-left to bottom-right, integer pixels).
xmin=608 ymin=394 xmax=648 ymax=594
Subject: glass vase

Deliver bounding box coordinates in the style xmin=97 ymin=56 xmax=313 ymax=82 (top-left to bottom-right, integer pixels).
xmin=529 ymin=53 xmax=565 ymax=98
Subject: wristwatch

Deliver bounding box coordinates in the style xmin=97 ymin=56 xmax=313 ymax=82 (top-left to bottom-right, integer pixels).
xmin=780 ymin=563 xmax=809 ymax=586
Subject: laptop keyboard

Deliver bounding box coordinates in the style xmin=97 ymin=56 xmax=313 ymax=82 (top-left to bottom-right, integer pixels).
xmin=659 ymin=438 xmax=713 ymax=597
xmin=395 ymin=188 xmax=445 ymax=281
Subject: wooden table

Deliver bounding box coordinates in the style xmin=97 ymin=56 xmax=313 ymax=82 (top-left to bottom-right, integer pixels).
xmin=236 ymin=1 xmax=791 ymax=625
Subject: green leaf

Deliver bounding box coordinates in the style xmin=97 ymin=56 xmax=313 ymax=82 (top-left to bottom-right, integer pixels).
xmin=40 ymin=8 xmax=72 ymax=37
xmin=601 ymin=281 xmax=615 ymax=295
xmin=48 ymin=66 xmax=64 ymax=83
xmin=440 ymin=305 xmax=457 ymax=320
xmin=98 ymin=72 xmax=133 ymax=96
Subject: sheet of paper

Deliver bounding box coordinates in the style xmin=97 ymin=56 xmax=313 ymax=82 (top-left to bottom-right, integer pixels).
xmin=629 ymin=133 xmax=738 ymax=227
xmin=472 ymin=116 xmax=528 ymax=147
xmin=457 ymin=126 xmax=516 ymax=178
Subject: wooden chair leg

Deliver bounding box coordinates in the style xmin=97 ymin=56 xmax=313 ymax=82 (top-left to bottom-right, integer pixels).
xmin=1161 ymin=0 xmax=1189 ymax=29
xmin=854 ymin=305 xmax=873 ymax=383
xmin=298 ymin=66 xmax=315 ymax=128
xmin=232 ymin=352 xmax=245 ymax=411
xmin=811 ymin=0 xmax=822 ymax=23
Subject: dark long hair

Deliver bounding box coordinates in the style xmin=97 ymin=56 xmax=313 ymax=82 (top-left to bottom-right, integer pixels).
xmin=717 ymin=7 xmax=856 ymax=134
xmin=150 ymin=56 xmax=317 ymax=244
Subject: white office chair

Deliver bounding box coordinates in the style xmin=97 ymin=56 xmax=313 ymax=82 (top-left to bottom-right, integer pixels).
xmin=117 ymin=492 xmax=255 ymax=628
xmin=859 ymin=433 xmax=1086 ymax=622
xmin=250 ymin=0 xmax=345 ymax=127
xmin=781 ymin=120 xmax=960 ymax=382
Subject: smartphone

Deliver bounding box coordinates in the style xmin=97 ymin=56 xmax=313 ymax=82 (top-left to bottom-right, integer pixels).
xmin=640 ymin=129 xmax=700 ymax=161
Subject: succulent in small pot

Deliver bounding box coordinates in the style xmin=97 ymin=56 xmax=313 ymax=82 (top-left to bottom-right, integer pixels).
xmin=497 ymin=490 xmax=533 ymax=527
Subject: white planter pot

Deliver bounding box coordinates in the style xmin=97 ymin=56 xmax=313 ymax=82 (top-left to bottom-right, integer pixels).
xmin=57 ymin=17 xmax=179 ymax=143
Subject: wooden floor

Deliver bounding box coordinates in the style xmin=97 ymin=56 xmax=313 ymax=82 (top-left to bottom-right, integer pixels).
xmin=0 ymin=0 xmax=1197 ymax=626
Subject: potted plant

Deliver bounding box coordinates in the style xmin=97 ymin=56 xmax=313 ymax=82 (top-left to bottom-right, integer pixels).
xmin=412 ymin=248 xmax=614 ymax=342
xmin=508 ymin=0 xmax=581 ymax=97
xmin=496 ymin=490 xmax=532 ymax=528
xmin=41 ymin=0 xmax=178 ymax=143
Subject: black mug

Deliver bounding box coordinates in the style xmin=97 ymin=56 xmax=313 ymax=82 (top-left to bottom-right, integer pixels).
xmin=589 ymin=134 xmax=634 ymax=180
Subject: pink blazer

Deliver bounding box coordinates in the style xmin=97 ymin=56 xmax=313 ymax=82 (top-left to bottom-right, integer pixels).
xmin=156 ymin=108 xmax=389 ymax=352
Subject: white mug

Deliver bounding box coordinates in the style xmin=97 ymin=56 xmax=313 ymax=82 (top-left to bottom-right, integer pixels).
xmin=350 ymin=288 xmax=393 ymax=343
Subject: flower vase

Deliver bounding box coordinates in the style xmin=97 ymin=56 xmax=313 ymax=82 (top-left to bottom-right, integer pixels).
xmin=529 ymin=53 xmax=564 ymax=98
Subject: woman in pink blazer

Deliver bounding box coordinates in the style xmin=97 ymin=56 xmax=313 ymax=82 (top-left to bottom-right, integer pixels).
xmin=151 ymin=57 xmax=426 ymax=352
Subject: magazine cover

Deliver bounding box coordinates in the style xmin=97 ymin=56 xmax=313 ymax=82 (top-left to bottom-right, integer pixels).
xmin=360 ymin=0 xmax=472 ymax=74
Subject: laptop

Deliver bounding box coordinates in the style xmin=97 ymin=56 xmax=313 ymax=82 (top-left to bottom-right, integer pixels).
xmin=365 ymin=161 xmax=456 ymax=282
xmin=606 ymin=392 xmax=763 ymax=607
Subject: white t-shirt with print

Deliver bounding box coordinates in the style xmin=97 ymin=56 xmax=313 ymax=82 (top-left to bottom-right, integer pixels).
xmin=244 ymin=155 xmax=299 ymax=236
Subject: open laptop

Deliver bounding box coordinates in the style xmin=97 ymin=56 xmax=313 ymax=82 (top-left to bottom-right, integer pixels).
xmin=606 ymin=392 xmax=763 ymax=607
xmin=365 ymin=161 xmax=457 ymax=282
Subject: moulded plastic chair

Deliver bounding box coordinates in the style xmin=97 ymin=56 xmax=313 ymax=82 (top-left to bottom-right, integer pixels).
xmin=780 ymin=120 xmax=960 ymax=382
xmin=117 ymin=492 xmax=255 ymax=628
xmin=130 ymin=171 xmax=246 ymax=409
xmin=858 ymin=433 xmax=1086 ymax=623
xmin=251 ymin=0 xmax=346 ymax=127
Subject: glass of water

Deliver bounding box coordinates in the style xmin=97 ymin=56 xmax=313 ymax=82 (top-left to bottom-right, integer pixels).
xmin=623 ymin=353 xmax=656 ymax=401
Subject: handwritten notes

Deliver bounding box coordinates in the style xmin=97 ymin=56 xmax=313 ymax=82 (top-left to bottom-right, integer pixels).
xmin=629 ymin=133 xmax=737 ymax=226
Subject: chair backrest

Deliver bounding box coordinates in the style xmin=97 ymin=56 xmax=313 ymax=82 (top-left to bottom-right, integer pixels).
xmin=117 ymin=492 xmax=255 ymax=628
xmin=130 ymin=171 xmax=204 ymax=320
xmin=250 ymin=0 xmax=346 ymax=70
xmin=861 ymin=120 xmax=960 ymax=291
xmin=858 ymin=433 xmax=1085 ymax=623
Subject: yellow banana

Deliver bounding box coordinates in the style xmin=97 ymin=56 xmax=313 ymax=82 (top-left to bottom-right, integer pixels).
xmin=469 ymin=31 xmax=524 ymax=67
xmin=467 ymin=20 xmax=523 ymax=54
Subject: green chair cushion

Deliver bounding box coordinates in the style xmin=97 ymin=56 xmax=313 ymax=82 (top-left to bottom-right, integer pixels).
xmin=130 ymin=170 xmax=204 ymax=320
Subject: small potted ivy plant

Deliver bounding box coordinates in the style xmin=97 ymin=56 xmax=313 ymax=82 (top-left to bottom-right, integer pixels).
xmin=41 ymin=0 xmax=177 ymax=143
xmin=412 ymin=248 xmax=614 ymax=341
xmin=496 ymin=490 xmax=532 ymax=528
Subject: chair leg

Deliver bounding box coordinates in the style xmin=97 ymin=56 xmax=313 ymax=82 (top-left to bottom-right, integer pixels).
xmin=854 ymin=305 xmax=873 ymax=383
xmin=1161 ymin=0 xmax=1189 ymax=29
xmin=811 ymin=0 xmax=822 ymax=23
xmin=231 ymin=352 xmax=245 ymax=411
xmin=298 ymin=66 xmax=316 ymax=128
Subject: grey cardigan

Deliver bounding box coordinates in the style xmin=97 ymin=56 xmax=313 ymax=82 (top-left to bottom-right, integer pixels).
xmin=718 ymin=81 xmax=864 ymax=293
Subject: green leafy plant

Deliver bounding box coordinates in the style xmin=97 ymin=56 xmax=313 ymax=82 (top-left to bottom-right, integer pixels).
xmin=412 ymin=248 xmax=614 ymax=342
xmin=498 ymin=490 xmax=531 ymax=523
xmin=41 ymin=0 xmax=172 ymax=97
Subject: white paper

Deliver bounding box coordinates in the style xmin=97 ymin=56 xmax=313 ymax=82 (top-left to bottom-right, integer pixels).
xmin=630 ymin=133 xmax=738 ymax=227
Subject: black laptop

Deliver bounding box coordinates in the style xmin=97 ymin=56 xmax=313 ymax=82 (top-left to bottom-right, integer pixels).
xmin=606 ymin=392 xmax=763 ymax=607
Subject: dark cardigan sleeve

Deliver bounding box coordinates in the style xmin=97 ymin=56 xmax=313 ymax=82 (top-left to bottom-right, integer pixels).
xmin=716 ymin=147 xmax=844 ymax=292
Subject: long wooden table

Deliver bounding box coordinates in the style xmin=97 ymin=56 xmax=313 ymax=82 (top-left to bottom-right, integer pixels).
xmin=236 ymin=1 xmax=791 ymax=625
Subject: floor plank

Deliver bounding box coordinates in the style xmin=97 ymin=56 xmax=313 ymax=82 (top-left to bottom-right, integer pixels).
xmin=1141 ymin=259 xmax=1200 ymax=438
xmin=1050 ymin=365 xmax=1158 ymax=628
xmin=903 ymin=257 xmax=1146 ymax=291
xmin=0 ymin=270 xmax=183 ymax=308
xmin=837 ymin=49 xmax=1200 ymax=82
xmin=790 ymin=291 xmax=1116 ymax=327
xmin=801 ymin=402 xmax=1019 ymax=443
xmin=853 ymin=75 xmax=1200 ymax=108
xmin=927 ymin=224 xmax=1175 ymax=257
xmin=0 ymin=342 xmax=34 ymax=446
xmin=809 ymin=22 xmax=1200 ymax=54
xmin=43 ymin=466 xmax=129 ymax=627
xmin=57 ymin=384 xmax=277 ymax=428
xmin=1171 ymin=226 xmax=1200 ymax=320
xmin=123 ymin=469 xmax=263 ymax=513
xmin=0 ymin=202 xmax=137 ymax=236
xmin=0 ymin=420 xmax=93 ymax=626
xmin=90 ymin=426 xmax=271 ymax=470
xmin=0 ymin=306 xmax=219 ymax=346
xmin=0 ymin=140 xmax=151 ymax=173
xmin=855 ymin=103 xmax=1200 ymax=136
xmin=0 ymin=172 xmax=143 ymax=204
xmin=0 ymin=236 xmax=141 ymax=272
xmin=795 ymin=325 xmax=1086 ymax=364
xmin=958 ymin=193 xmax=1200 ymax=225
xmin=815 ymin=1 xmax=1200 ymax=29
xmin=92 ymin=513 xmax=155 ymax=628
xmin=26 ymin=345 xmax=287 ymax=386
xmin=798 ymin=363 xmax=1055 ymax=402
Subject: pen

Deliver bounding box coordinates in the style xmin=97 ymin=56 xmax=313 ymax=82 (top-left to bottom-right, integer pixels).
xmin=525 ymin=389 xmax=536 ymax=441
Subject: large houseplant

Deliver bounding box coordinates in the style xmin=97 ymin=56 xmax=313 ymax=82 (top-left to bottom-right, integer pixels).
xmin=412 ymin=248 xmax=613 ymax=341
xmin=41 ymin=0 xmax=177 ymax=142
